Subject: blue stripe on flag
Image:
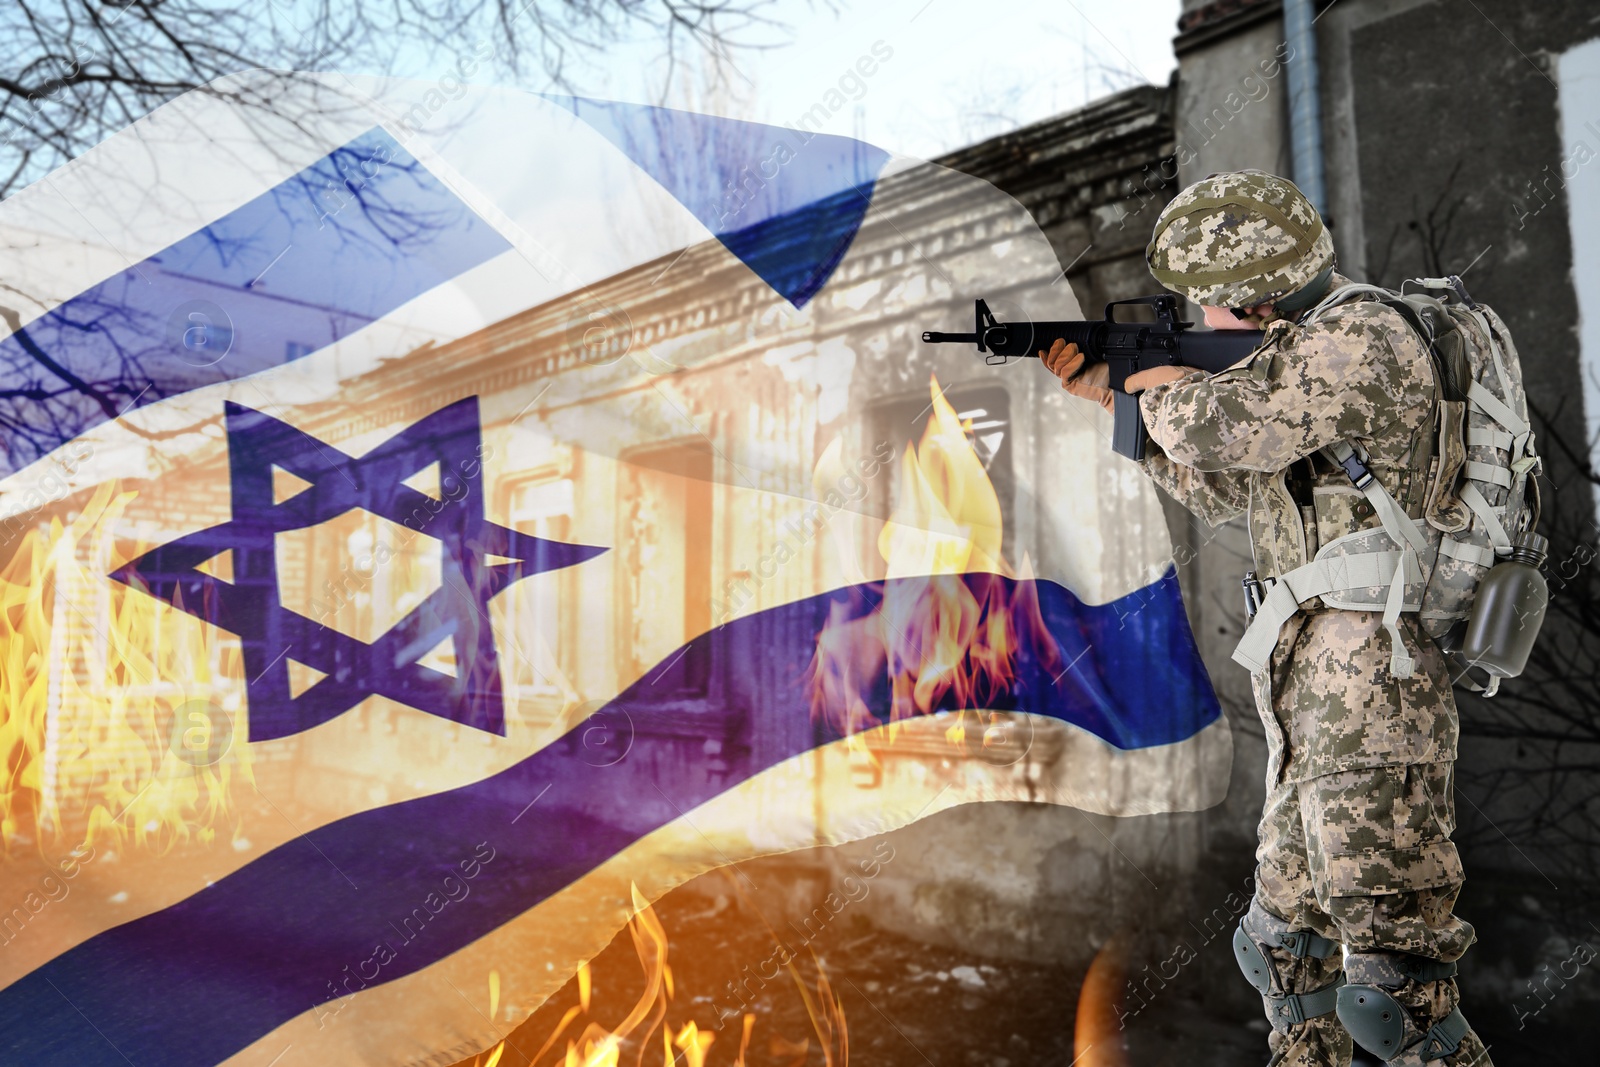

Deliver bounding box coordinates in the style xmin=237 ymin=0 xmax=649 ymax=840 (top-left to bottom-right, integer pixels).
xmin=0 ymin=570 xmax=1216 ymax=1066
xmin=550 ymin=97 xmax=889 ymax=308
xmin=0 ymin=127 xmax=510 ymax=475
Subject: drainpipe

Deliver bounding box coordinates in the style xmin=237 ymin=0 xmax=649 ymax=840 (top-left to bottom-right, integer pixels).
xmin=1283 ymin=0 xmax=1326 ymax=215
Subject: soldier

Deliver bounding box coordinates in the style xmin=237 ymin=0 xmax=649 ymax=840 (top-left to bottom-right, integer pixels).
xmin=1043 ymin=171 xmax=1492 ymax=1067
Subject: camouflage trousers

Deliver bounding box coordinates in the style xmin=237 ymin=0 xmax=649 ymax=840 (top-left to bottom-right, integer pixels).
xmin=1250 ymin=761 xmax=1492 ymax=1066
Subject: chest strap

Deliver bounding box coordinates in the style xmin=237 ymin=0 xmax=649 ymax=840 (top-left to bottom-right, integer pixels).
xmin=1232 ymin=550 xmax=1424 ymax=676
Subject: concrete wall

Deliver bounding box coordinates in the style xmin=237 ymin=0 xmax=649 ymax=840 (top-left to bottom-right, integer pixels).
xmin=1174 ymin=4 xmax=1293 ymax=183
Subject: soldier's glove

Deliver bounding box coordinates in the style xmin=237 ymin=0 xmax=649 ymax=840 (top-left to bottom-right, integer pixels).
xmin=1041 ymin=339 xmax=1114 ymax=414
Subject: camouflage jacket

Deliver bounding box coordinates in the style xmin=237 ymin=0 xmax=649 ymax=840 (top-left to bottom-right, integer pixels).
xmin=1135 ymin=275 xmax=1459 ymax=784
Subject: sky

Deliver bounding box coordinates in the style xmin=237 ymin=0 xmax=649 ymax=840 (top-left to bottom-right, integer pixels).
xmin=393 ymin=0 xmax=1184 ymax=161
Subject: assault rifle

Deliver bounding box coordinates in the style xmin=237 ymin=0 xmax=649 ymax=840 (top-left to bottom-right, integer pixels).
xmin=921 ymin=295 xmax=1265 ymax=460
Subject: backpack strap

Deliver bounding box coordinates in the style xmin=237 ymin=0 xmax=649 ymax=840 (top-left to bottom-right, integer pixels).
xmin=1438 ymin=539 xmax=1496 ymax=567
xmin=1325 ymin=442 xmax=1428 ymax=554
xmin=1459 ymin=482 xmax=1512 ymax=554
xmin=1465 ymin=426 xmax=1514 ymax=452
xmin=1463 ymin=461 xmax=1512 ymax=489
xmin=1232 ymin=549 xmax=1425 ymax=676
xmin=1300 ymin=283 xmax=1396 ymax=326
xmin=1466 ymin=380 xmax=1532 ymax=467
xmin=1464 ymin=305 xmax=1514 ymax=402
xmin=1459 ymin=379 xmax=1532 ymax=556
xmin=1323 ymin=442 xmax=1426 ymax=678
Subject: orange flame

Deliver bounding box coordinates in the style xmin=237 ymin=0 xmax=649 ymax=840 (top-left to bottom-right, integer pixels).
xmin=1074 ymin=936 xmax=1130 ymax=1067
xmin=782 ymin=951 xmax=848 ymax=1067
xmin=0 ymin=481 xmax=252 ymax=853
xmin=808 ymin=374 xmax=1061 ymax=744
xmin=510 ymin=885 xmax=841 ymax=1067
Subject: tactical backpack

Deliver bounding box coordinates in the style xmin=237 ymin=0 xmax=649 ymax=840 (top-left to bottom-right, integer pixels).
xmin=1231 ymin=275 xmax=1542 ymax=695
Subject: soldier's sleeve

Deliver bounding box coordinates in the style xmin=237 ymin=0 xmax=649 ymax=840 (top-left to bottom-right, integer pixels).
xmin=1136 ymin=312 xmax=1410 ymax=473
xmin=1137 ymin=438 xmax=1251 ymax=527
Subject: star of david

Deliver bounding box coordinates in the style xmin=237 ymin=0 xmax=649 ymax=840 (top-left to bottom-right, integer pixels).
xmin=111 ymin=397 xmax=605 ymax=741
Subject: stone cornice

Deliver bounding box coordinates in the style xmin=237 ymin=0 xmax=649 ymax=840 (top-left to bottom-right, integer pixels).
xmin=931 ymin=84 xmax=1173 ymax=197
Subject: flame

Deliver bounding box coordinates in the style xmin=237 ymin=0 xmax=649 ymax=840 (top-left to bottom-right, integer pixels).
xmin=511 ymin=884 xmax=841 ymax=1067
xmin=808 ymin=374 xmax=1061 ymax=744
xmin=0 ymin=481 xmax=252 ymax=853
xmin=672 ymin=1021 xmax=714 ymax=1067
xmin=474 ymin=968 xmax=506 ymax=1066
xmin=876 ymin=374 xmax=1003 ymax=580
xmin=1074 ymin=936 xmax=1130 ymax=1067
xmin=782 ymin=952 xmax=848 ymax=1067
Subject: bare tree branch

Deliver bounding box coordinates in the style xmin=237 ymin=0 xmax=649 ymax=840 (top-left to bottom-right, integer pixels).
xmin=0 ymin=0 xmax=796 ymax=200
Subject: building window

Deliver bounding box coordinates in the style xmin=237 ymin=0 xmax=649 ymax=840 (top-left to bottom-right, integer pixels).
xmin=506 ymin=477 xmax=576 ymax=699
xmin=619 ymin=441 xmax=715 ymax=698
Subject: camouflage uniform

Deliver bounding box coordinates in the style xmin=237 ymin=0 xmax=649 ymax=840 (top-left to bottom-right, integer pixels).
xmin=1134 ymin=174 xmax=1492 ymax=1067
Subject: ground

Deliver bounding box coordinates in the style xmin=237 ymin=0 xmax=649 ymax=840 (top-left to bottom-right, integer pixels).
xmin=443 ymin=862 xmax=1272 ymax=1067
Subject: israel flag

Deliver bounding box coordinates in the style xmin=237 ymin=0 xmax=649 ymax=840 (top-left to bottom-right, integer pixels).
xmin=0 ymin=71 xmax=1227 ymax=1065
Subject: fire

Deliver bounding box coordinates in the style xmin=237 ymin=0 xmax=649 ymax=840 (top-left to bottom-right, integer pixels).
xmin=808 ymin=374 xmax=1061 ymax=743
xmin=876 ymin=374 xmax=1004 ymax=581
xmin=0 ymin=481 xmax=252 ymax=853
xmin=506 ymin=885 xmax=842 ymax=1067
xmin=784 ymin=950 xmax=848 ymax=1067
xmin=1074 ymin=936 xmax=1130 ymax=1067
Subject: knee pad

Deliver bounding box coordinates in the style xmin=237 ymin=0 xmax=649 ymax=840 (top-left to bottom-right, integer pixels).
xmin=1337 ymin=952 xmax=1470 ymax=1062
xmin=1236 ymin=900 xmax=1341 ymax=963
xmin=1232 ymin=900 xmax=1343 ymax=1031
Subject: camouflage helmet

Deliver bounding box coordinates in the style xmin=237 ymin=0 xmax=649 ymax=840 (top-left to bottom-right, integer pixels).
xmin=1145 ymin=170 xmax=1334 ymax=308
